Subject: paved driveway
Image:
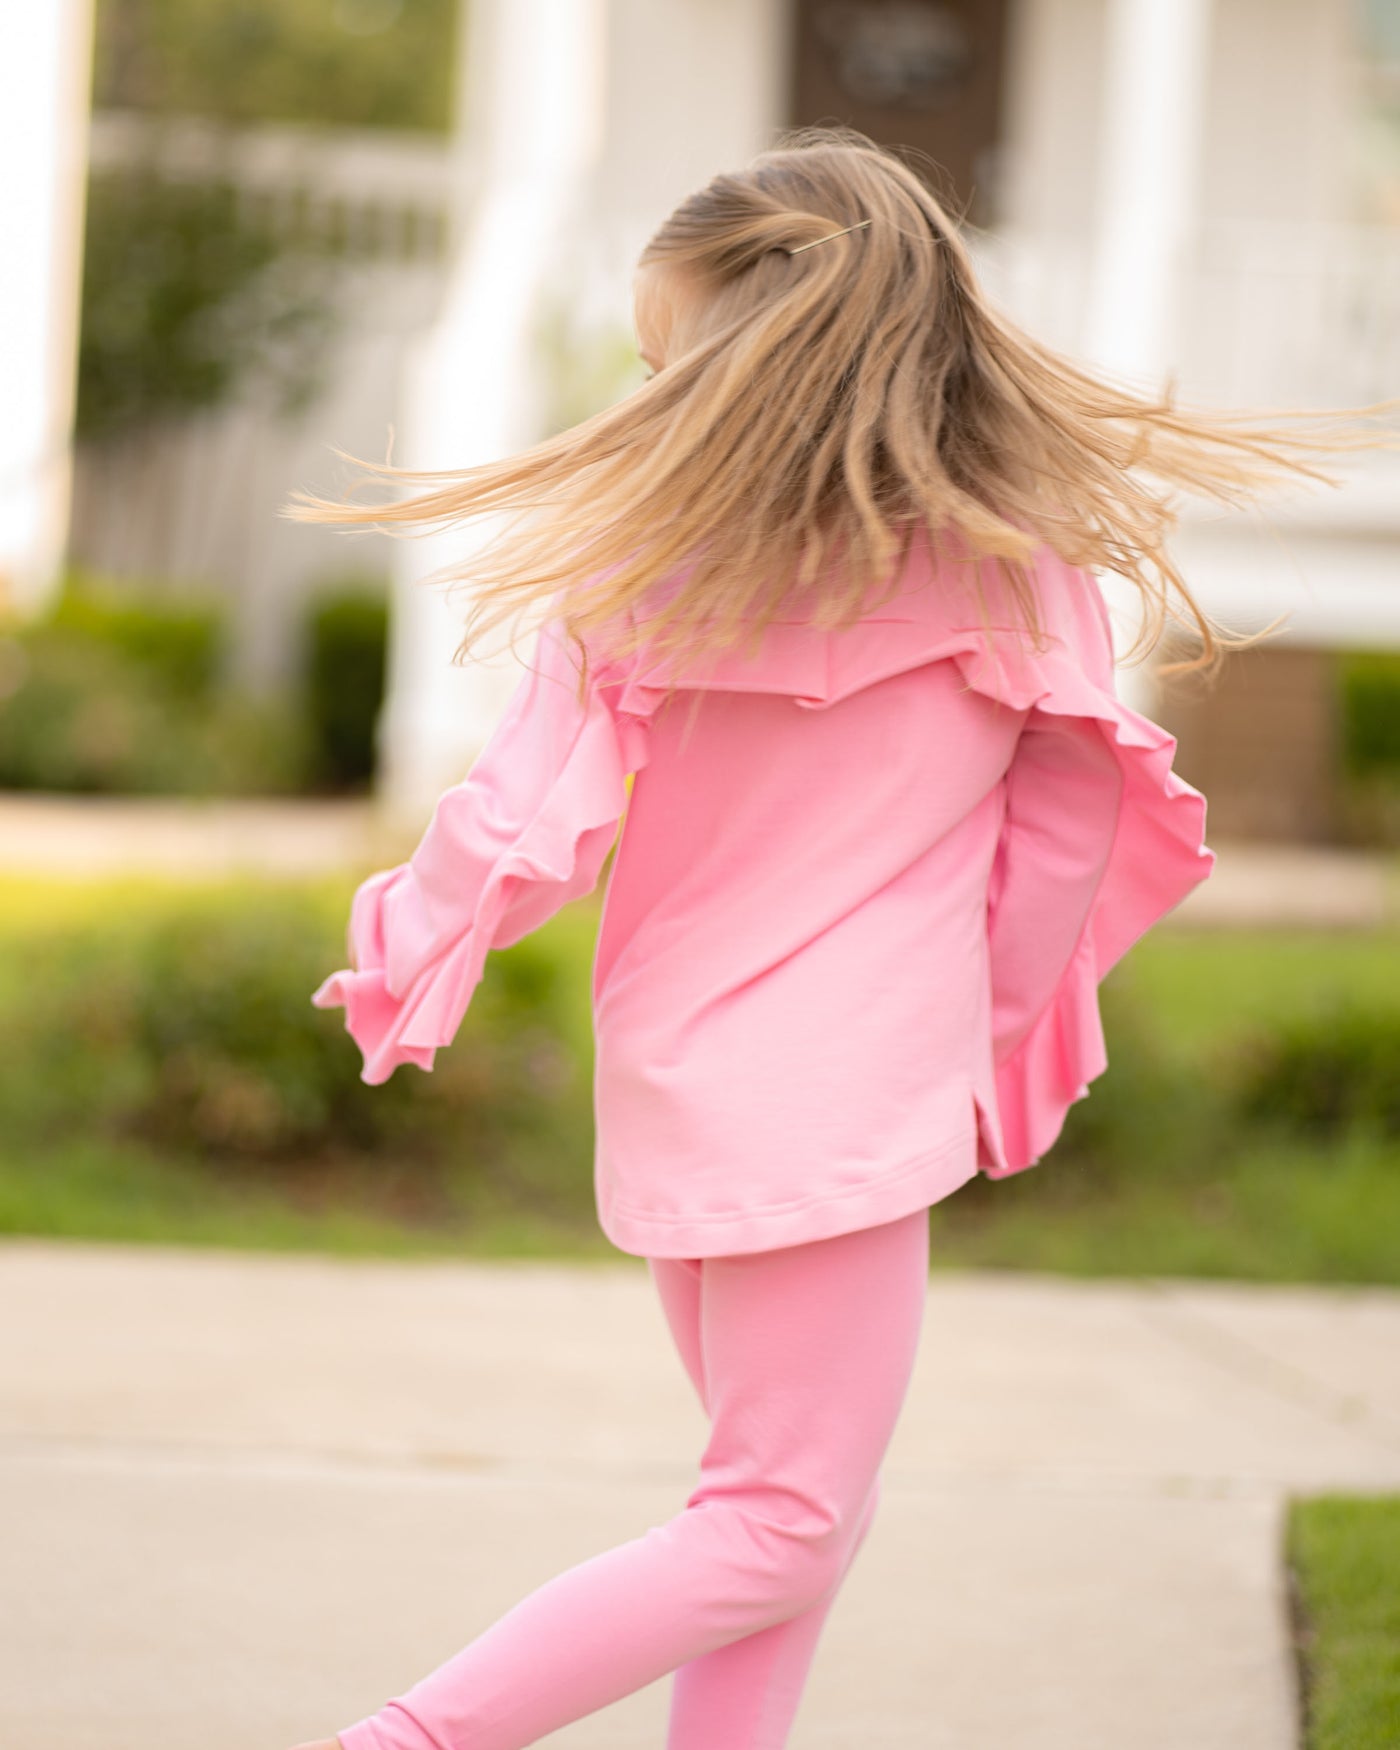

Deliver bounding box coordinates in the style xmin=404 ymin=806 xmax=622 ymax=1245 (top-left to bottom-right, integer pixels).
xmin=0 ymin=796 xmax=1395 ymax=929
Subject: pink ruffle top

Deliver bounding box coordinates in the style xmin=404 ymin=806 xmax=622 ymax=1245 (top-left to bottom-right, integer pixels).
xmin=312 ymin=526 xmax=1215 ymax=1257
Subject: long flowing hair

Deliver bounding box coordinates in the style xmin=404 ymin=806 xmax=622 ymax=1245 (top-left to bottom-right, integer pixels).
xmin=282 ymin=125 xmax=1397 ymax=690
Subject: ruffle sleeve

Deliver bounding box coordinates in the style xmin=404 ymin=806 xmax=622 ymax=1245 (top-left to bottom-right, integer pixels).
xmin=973 ymin=571 xmax=1216 ymax=1174
xmin=310 ymin=618 xmax=643 ymax=1085
xmin=611 ymin=545 xmax=1215 ymax=1176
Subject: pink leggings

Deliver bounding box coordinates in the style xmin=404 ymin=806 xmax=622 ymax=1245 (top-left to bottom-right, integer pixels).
xmin=334 ymin=1208 xmax=931 ymax=1750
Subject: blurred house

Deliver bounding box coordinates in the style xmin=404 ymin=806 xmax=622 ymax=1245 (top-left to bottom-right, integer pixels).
xmin=17 ymin=0 xmax=1400 ymax=835
xmin=374 ymin=0 xmax=1400 ymax=836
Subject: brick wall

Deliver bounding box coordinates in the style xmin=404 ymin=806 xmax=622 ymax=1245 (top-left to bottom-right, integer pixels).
xmin=1155 ymin=644 xmax=1340 ymax=844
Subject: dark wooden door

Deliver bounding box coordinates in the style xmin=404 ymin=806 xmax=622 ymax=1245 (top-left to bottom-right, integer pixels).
xmin=788 ymin=0 xmax=1011 ymax=227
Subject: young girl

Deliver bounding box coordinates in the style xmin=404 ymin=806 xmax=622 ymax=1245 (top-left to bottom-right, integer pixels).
xmin=287 ymin=128 xmax=1387 ymax=1750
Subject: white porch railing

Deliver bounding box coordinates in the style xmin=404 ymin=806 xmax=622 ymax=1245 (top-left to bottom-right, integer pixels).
xmin=973 ymin=219 xmax=1400 ymax=411
xmin=86 ymin=108 xmax=462 ymax=265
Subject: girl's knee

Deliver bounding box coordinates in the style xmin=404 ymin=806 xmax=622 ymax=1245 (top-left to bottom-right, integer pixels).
xmin=730 ymin=1498 xmax=865 ymax=1617
xmin=778 ymin=1535 xmax=851 ymax=1614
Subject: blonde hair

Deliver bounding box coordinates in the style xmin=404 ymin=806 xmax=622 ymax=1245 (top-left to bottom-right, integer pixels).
xmin=283 ymin=125 xmax=1397 ymax=690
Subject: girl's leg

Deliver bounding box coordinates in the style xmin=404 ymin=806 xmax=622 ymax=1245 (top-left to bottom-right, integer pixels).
xmin=333 ymin=1208 xmax=930 ymax=1750
xmin=647 ymin=1255 xmax=888 ymax=1750
xmin=662 ymin=1475 xmax=883 ymax=1750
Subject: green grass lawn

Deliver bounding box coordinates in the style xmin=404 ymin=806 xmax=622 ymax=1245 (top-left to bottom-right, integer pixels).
xmin=13 ymin=1123 xmax=1390 ymax=1280
xmin=2 ymin=874 xmax=1398 ymax=1280
xmin=0 ymin=1135 xmax=621 ymax=1262
xmin=1125 ymin=926 xmax=1400 ymax=1065
xmin=927 ymin=1126 xmax=1400 ymax=1284
xmin=920 ymin=920 xmax=1400 ymax=1284
xmin=1288 ymin=1494 xmax=1400 ymax=1750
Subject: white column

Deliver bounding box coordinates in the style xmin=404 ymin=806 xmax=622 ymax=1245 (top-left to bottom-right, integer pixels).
xmin=0 ymin=4 xmax=95 ymax=617
xmin=1082 ymin=0 xmax=1214 ymax=715
xmin=376 ymin=0 xmax=606 ymax=830
xmin=376 ymin=0 xmax=791 ymax=830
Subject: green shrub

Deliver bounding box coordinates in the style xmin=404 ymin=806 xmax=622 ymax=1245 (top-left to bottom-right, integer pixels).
xmin=303 ymin=582 xmax=389 ymax=790
xmin=943 ymin=968 xmax=1239 ymax=1224
xmin=1337 ymin=772 xmax=1400 ymax=850
xmin=0 ymin=627 xmax=194 ymax=792
xmin=1055 ymin=970 xmax=1236 ymax=1177
xmin=1339 ymin=652 xmax=1400 ymax=779
xmin=1228 ymin=1000 xmax=1400 ymax=1139
xmin=0 ymin=575 xmax=311 ymax=795
xmin=0 ymin=883 xmax=593 ymax=1196
xmin=49 ymin=571 xmax=222 ymax=699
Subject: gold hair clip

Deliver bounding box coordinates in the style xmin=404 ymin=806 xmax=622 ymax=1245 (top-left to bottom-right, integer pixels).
xmin=786 ymin=219 xmax=872 ymax=255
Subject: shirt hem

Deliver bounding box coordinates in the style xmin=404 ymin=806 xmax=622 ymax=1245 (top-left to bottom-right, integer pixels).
xmin=597 ymin=1123 xmax=980 ymax=1259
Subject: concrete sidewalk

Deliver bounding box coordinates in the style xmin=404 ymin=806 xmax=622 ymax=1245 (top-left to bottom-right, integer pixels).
xmin=4 ymin=1239 xmax=1399 ymax=1749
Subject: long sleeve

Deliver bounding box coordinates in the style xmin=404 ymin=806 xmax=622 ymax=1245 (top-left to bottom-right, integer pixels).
xmin=985 ymin=708 xmax=1124 ymax=1072
xmin=311 ymin=618 xmax=639 ymax=1085
xmin=981 ymin=570 xmax=1214 ymax=1173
